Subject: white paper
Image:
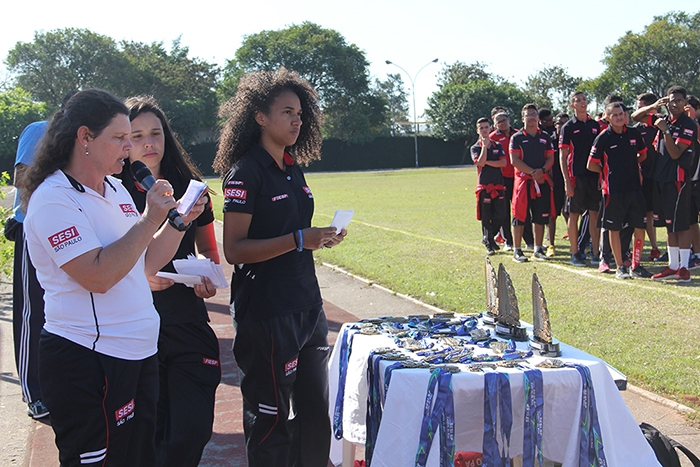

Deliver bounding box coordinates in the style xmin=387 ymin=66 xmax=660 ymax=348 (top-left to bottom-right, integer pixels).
xmin=171 ymin=255 xmax=228 ymax=289
xmin=177 ymin=179 xmax=208 ymax=216
xmin=155 ymin=271 xmax=203 ymax=287
xmin=330 ymin=209 xmax=354 ymax=234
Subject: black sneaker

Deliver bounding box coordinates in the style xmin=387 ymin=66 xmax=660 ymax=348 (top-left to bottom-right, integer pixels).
xmin=27 ymin=400 xmax=50 ymax=419
xmin=616 ymin=265 xmax=631 ymax=279
xmin=570 ymin=252 xmax=586 ymax=267
xmin=486 ymin=246 xmax=495 ymax=256
xmin=689 ymin=255 xmax=700 ymax=270
xmin=654 ymin=251 xmax=668 ymax=263
xmin=533 ymin=248 xmax=548 ymax=261
xmin=630 ymin=265 xmax=653 ymax=278
xmin=513 ymin=248 xmax=528 ymax=263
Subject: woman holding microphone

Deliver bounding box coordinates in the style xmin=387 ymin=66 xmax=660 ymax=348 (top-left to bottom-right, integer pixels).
xmin=21 ymin=89 xmax=205 ymax=466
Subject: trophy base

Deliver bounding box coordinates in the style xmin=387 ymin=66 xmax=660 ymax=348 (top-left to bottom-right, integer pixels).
xmin=529 ymin=337 xmax=561 ymax=357
xmin=495 ymin=323 xmax=528 ymax=341
xmin=481 ymin=313 xmax=497 ymax=326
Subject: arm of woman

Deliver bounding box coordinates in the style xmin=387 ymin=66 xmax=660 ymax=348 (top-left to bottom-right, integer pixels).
xmin=192 ymin=221 xmax=220 ymax=298
xmin=61 ymin=180 xmax=175 ymax=293
xmin=223 ymin=212 xmax=338 ymax=265
xmin=143 ymin=191 xmax=208 ymax=276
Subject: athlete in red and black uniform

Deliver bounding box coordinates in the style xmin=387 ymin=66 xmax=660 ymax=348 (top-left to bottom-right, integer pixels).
xmin=509 ymin=104 xmax=555 ymax=263
xmin=683 ymin=95 xmax=700 ymax=269
xmin=471 ymin=117 xmax=507 ymax=255
xmin=490 ymin=111 xmax=519 ymax=249
xmin=587 ymin=101 xmax=652 ymax=279
xmin=632 ymin=85 xmax=698 ymax=283
xmin=539 ymin=108 xmax=563 ymax=258
xmin=635 ymin=92 xmax=662 ymax=261
xmin=560 ymin=91 xmax=601 ymax=267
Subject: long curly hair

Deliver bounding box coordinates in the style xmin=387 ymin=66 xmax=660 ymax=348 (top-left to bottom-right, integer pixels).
xmin=121 ymin=95 xmax=202 ymax=190
xmin=20 ymin=89 xmax=128 ymax=210
xmin=213 ymin=67 xmax=323 ymax=175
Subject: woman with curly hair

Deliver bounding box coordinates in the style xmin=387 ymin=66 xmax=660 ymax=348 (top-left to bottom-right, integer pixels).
xmin=21 ymin=89 xmax=205 ymax=466
xmin=214 ymin=67 xmax=346 ymax=466
xmin=118 ymin=95 xmax=221 ymax=467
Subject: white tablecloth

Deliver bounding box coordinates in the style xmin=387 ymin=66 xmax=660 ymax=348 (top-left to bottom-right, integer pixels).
xmin=328 ymin=322 xmax=660 ymax=467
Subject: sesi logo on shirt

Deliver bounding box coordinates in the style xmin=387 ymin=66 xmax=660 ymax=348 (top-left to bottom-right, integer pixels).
xmin=48 ymin=226 xmax=82 ymax=252
xmin=120 ymin=204 xmax=139 ymax=217
xmin=224 ymin=188 xmax=247 ymax=200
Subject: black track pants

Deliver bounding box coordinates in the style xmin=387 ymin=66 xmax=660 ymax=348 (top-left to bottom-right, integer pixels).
xmin=155 ymin=321 xmax=221 ymax=467
xmin=233 ymin=307 xmax=331 ymax=467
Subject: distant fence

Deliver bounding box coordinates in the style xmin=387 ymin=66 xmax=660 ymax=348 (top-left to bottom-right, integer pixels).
xmin=189 ymin=136 xmax=472 ymax=177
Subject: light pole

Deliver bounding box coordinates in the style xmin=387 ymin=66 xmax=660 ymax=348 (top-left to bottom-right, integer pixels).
xmin=385 ymin=58 xmax=438 ymax=168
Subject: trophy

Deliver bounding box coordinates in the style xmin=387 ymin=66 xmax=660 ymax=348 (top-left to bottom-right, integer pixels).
xmin=495 ymin=264 xmax=527 ymax=341
xmin=528 ymin=273 xmax=561 ymax=356
xmin=482 ymin=257 xmax=499 ymax=326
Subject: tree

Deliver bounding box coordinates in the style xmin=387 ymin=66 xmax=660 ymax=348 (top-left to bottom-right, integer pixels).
xmin=121 ymin=38 xmax=219 ymax=144
xmin=523 ymin=66 xmax=582 ymax=113
xmin=0 ymin=87 xmax=46 ymax=173
xmin=599 ymin=11 xmax=700 ymax=100
xmin=5 ymin=28 xmax=132 ymax=109
xmin=5 ymin=29 xmax=220 ymax=146
xmin=220 ymin=22 xmax=389 ymax=143
xmin=374 ymin=73 xmax=410 ymax=136
xmin=436 ymin=61 xmax=494 ymax=87
xmin=426 ymin=62 xmax=527 ymax=143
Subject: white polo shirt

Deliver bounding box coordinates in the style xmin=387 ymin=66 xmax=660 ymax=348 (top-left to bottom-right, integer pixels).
xmin=24 ymin=170 xmax=159 ymax=360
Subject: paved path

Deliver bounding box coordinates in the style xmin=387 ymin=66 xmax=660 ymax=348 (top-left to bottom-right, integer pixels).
xmin=1 ymin=221 xmax=700 ymax=466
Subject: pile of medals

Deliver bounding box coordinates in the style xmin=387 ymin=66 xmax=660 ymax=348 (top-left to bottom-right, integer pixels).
xmin=354 ymin=312 xmax=549 ymax=373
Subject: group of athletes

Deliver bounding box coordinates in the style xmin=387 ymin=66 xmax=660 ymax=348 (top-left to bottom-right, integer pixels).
xmin=10 ymin=68 xmax=341 ymax=467
xmin=471 ymin=86 xmax=700 ymax=282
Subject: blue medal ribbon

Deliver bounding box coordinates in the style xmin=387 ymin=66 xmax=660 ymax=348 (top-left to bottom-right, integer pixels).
xmin=438 ymin=371 xmax=455 ymax=467
xmin=482 ymin=372 xmax=513 ymax=467
xmin=367 ymin=354 xmax=406 ymax=466
xmin=332 ymin=326 xmax=358 ymax=440
xmin=570 ymin=364 xmax=608 ymax=467
xmin=365 ymin=352 xmax=385 ymax=466
xmin=415 ymin=369 xmax=455 ymax=467
xmin=522 ymin=369 xmax=544 ymax=467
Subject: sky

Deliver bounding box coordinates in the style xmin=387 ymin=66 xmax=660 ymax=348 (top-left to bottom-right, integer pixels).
xmin=1 ymin=0 xmax=695 ymax=118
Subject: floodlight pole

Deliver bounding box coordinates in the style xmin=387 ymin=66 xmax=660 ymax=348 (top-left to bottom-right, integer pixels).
xmin=385 ymin=58 xmax=438 ymax=168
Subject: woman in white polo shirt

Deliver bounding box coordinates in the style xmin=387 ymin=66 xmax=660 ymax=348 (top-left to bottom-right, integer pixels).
xmin=20 ymin=89 xmax=205 ymax=467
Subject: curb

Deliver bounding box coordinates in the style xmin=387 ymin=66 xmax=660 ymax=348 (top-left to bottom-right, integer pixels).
xmin=320 ymin=262 xmax=447 ymax=314
xmin=627 ymin=384 xmax=697 ymax=414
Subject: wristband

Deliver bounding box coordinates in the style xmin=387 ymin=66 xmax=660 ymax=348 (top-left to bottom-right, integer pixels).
xmin=168 ymin=218 xmax=192 ymax=231
xmin=664 ymin=129 xmax=671 ymax=135
xmin=296 ymin=229 xmax=304 ymax=252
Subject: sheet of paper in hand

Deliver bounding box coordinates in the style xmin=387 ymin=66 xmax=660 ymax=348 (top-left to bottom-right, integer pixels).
xmin=177 ymin=179 xmax=208 ymax=216
xmin=331 ymin=209 xmax=354 ymax=234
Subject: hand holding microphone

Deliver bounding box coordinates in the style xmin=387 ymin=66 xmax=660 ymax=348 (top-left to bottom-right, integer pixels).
xmin=130 ymin=160 xmax=189 ymax=231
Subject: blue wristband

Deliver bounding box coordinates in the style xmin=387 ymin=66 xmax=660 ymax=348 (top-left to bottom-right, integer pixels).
xmin=296 ymin=229 xmax=304 ymax=252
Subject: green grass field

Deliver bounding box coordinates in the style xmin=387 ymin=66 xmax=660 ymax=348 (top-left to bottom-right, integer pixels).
xmin=207 ymin=167 xmax=700 ymax=404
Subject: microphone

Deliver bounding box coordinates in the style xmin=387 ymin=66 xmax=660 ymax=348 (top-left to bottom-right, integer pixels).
xmin=130 ymin=160 xmax=188 ymax=231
